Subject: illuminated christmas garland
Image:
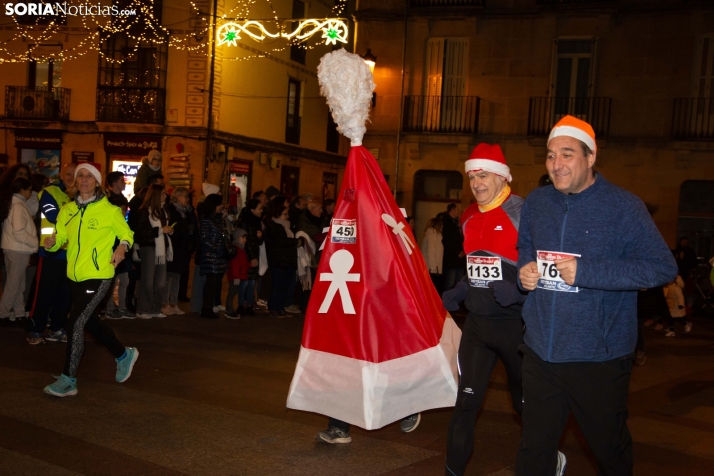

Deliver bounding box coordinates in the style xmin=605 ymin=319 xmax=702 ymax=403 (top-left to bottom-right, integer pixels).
xmin=0 ymin=0 xmax=349 ymax=63
xmin=217 ymin=19 xmax=349 ymax=47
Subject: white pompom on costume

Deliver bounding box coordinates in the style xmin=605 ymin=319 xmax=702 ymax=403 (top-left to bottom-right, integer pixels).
xmin=317 ymin=49 xmax=375 ymax=147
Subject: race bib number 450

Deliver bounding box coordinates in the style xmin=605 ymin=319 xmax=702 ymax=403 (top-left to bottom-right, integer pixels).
xmin=467 ymin=256 xmax=502 ymax=288
xmin=331 ymin=219 xmax=357 ymax=244
xmin=536 ymin=250 xmax=580 ymax=293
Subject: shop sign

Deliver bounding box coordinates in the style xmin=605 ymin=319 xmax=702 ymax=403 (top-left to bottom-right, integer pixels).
xmin=72 ymin=151 xmax=94 ymax=164
xmin=15 ymin=130 xmax=63 ymax=149
xmin=104 ymin=134 xmax=161 ymax=155
xmin=230 ymin=160 xmax=251 ymax=174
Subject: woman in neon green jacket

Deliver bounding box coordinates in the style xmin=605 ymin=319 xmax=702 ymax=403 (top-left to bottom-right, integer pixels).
xmin=42 ymin=163 xmax=139 ymax=397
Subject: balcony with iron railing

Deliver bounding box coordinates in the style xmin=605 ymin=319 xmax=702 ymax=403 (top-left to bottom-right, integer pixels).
xmin=537 ymin=0 xmax=616 ymax=5
xmin=672 ymin=98 xmax=714 ymax=141
xmin=410 ymin=0 xmax=483 ymax=7
xmin=96 ymin=87 xmax=166 ymax=124
xmin=528 ymin=96 xmax=612 ymax=138
xmin=5 ymin=86 xmax=71 ymax=121
xmin=402 ymin=96 xmax=481 ymax=134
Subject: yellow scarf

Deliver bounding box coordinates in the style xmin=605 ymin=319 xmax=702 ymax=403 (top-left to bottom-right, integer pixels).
xmin=479 ymin=184 xmax=511 ymax=213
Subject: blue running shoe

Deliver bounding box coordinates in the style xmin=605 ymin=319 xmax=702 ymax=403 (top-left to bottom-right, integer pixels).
xmin=43 ymin=374 xmax=77 ymax=397
xmin=116 ymin=347 xmax=139 ymax=383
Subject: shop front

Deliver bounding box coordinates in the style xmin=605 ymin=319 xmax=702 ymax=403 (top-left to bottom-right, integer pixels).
xmin=104 ymin=133 xmax=162 ymax=200
xmin=14 ymin=129 xmax=63 ymax=183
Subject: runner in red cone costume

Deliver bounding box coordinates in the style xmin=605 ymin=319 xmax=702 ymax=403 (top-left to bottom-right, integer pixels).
xmin=286 ymin=49 xmax=461 ymax=436
xmin=443 ymin=143 xmax=534 ymax=476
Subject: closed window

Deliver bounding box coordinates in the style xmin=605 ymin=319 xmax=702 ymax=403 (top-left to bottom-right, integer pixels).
xmin=424 ymin=38 xmax=469 ymax=131
xmin=551 ymin=38 xmax=596 ymax=117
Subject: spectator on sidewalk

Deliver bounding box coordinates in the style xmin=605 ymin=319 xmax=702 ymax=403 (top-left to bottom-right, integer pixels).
xmin=0 ymin=178 xmax=38 ymax=328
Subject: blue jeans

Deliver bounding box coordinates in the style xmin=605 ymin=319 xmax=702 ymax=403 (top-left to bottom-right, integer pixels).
xmin=269 ymin=266 xmax=296 ymax=312
xmin=239 ymin=279 xmax=255 ymax=306
xmin=442 ymin=267 xmax=465 ymax=295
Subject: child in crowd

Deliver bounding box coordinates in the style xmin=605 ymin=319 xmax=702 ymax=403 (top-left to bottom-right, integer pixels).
xmin=665 ymin=276 xmax=692 ymax=337
xmin=225 ymin=228 xmax=250 ymax=319
xmin=105 ymin=195 xmax=135 ymax=319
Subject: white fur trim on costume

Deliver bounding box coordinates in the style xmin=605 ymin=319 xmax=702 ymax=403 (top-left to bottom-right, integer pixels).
xmin=464 ymin=159 xmax=512 ymax=182
xmin=317 ymin=49 xmax=375 ymax=147
xmin=74 ymin=163 xmax=102 ymax=184
xmin=548 ymin=125 xmax=596 ymax=152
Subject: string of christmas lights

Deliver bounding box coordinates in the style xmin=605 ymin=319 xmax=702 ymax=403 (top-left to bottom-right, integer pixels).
xmin=0 ymin=0 xmax=349 ymax=64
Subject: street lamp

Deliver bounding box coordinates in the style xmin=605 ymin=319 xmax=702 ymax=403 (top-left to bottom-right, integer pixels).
xmin=362 ymin=48 xmax=376 ymax=74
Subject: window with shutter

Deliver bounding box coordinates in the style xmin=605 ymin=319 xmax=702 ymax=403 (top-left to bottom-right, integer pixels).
xmin=424 ymin=38 xmax=469 ymax=132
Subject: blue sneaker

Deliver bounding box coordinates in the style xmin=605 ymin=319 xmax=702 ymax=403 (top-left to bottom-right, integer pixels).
xmin=45 ymin=329 xmax=67 ymax=342
xmin=43 ymin=374 xmax=77 ymax=397
xmin=116 ymin=347 xmax=139 ymax=383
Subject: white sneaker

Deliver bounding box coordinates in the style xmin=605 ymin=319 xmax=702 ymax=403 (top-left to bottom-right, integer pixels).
xmin=684 ymin=322 xmax=692 ymax=333
xmin=172 ymin=305 xmax=185 ymax=315
xmin=556 ymin=451 xmax=567 ymax=476
xmin=284 ymin=305 xmax=301 ymax=314
xmin=255 ymin=299 xmax=268 ymax=308
xmin=665 ymin=330 xmax=676 ymax=337
xmin=135 ymin=313 xmax=152 ymax=319
xmin=151 ymin=313 xmax=166 ymax=318
xmin=161 ymin=306 xmax=176 ymax=316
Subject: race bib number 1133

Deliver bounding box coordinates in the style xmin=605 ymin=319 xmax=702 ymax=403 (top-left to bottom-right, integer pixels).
xmin=467 ymin=256 xmax=502 ymax=288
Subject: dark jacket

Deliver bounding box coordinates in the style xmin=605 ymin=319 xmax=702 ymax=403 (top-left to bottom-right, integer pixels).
xmin=166 ymin=203 xmax=198 ymax=274
xmin=297 ymin=210 xmax=323 ymax=241
xmin=132 ymin=208 xmax=168 ymax=248
xmin=237 ymin=212 xmax=263 ymax=280
xmin=517 ymin=175 xmax=678 ymax=363
xmin=198 ymin=213 xmax=229 ymax=275
xmin=442 ymin=214 xmax=465 ymax=269
xmin=264 ymin=220 xmax=297 ymax=268
xmin=288 ymin=206 xmax=303 ymax=233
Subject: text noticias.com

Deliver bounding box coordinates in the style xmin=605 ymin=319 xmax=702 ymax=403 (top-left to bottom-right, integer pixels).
xmin=4 ymin=3 xmax=137 ymax=16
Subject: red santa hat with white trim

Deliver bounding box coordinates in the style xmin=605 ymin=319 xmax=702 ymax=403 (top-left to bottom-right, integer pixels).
xmin=464 ymin=143 xmax=512 ymax=182
xmin=547 ymin=115 xmax=597 ymax=152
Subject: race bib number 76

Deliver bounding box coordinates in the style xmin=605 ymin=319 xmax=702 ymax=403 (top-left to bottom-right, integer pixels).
xmin=536 ymin=250 xmax=580 ymax=293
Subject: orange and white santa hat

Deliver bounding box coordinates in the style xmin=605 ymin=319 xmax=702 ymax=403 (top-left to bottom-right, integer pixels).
xmin=548 ymin=115 xmax=597 ymax=152
xmin=464 ymin=143 xmax=511 ymax=182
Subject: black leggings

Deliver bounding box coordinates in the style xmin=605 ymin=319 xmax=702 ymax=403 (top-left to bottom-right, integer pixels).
xmin=446 ymin=315 xmax=524 ymax=476
xmin=202 ymin=273 xmax=224 ymax=315
xmin=64 ymin=279 xmax=126 ymax=378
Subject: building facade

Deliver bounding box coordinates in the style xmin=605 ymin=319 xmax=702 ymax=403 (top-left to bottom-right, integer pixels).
xmin=355 ymin=0 xmax=714 ymax=255
xmin=0 ymin=0 xmax=349 ymax=205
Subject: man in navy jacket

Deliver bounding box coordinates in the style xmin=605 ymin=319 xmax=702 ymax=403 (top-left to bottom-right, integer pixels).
xmin=515 ymin=115 xmax=677 ymax=476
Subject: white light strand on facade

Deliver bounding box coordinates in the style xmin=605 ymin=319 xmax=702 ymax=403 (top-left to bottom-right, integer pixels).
xmin=217 ymin=19 xmax=348 ymax=47
xmin=0 ymin=0 xmax=349 ymax=63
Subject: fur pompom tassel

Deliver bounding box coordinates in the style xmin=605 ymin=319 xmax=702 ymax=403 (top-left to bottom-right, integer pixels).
xmin=317 ymin=49 xmax=375 ymax=147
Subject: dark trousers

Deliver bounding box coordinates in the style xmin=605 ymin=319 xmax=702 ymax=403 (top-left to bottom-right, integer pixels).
xmin=515 ymin=345 xmax=633 ymax=476
xmin=126 ymin=261 xmax=141 ymax=311
xmin=430 ymin=273 xmax=443 ymax=296
xmin=64 ymin=279 xmax=125 ymax=378
xmin=328 ymin=417 xmax=350 ymax=432
xmin=201 ymin=273 xmax=223 ymax=316
xmin=178 ymin=258 xmax=191 ymax=300
xmin=636 ymin=316 xmax=645 ymax=353
xmin=446 ymin=316 xmax=524 ymax=476
xmin=269 ymin=266 xmax=296 ymax=312
xmin=443 ymin=267 xmax=465 ymax=294
xmin=27 ymin=257 xmax=71 ymax=334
